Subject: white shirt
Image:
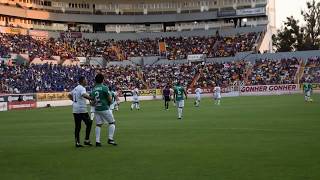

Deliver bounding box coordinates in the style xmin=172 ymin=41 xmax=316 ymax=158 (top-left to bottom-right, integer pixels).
xmin=195 ymin=88 xmax=202 ymax=96
xmin=132 ymin=88 xmax=139 ymax=98
xmin=214 ymin=86 xmax=221 ymax=95
xmin=71 ymin=85 xmax=88 ymax=113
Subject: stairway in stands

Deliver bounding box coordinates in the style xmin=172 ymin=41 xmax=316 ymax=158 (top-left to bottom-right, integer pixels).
xmin=137 ymin=70 xmax=149 ymax=89
xmin=295 ymin=59 xmax=306 ymax=84
xmin=189 ymin=71 xmax=202 ymax=88
xmin=244 ymin=64 xmax=252 ymax=85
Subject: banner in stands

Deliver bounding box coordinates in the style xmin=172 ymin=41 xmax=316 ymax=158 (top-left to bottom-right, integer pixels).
xmin=29 ymin=30 xmax=49 ymax=39
xmin=0 ymin=94 xmax=37 ymax=110
xmin=187 ymin=54 xmax=206 ymax=62
xmin=37 ymin=92 xmax=70 ymax=101
xmin=240 ymin=84 xmax=299 ymax=95
xmin=60 ymin=32 xmax=82 ymax=39
xmin=119 ymin=89 xmax=161 ymax=97
xmin=236 ymin=7 xmax=266 ymax=16
xmin=187 ymin=86 xmax=238 ymax=94
xmin=0 ymin=102 xmax=7 ymax=111
xmin=217 ymin=10 xmax=236 ymax=17
xmin=8 ymin=101 xmax=36 ymax=110
xmin=0 ymin=27 xmax=28 ymax=35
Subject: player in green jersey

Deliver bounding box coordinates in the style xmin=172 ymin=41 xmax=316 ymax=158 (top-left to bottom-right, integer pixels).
xmin=173 ymin=82 xmax=188 ymax=119
xmin=91 ymin=74 xmax=117 ymax=146
xmin=303 ymin=82 xmax=313 ymax=102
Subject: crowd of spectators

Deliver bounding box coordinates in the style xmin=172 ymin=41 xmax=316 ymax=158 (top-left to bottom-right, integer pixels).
xmin=248 ymin=58 xmax=300 ymax=85
xmin=196 ymin=61 xmax=247 ymax=87
xmin=142 ymin=63 xmax=198 ymax=89
xmin=1 ymin=56 xmax=308 ymax=94
xmin=300 ymin=57 xmax=320 ymax=83
xmin=0 ymin=32 xmax=259 ymax=62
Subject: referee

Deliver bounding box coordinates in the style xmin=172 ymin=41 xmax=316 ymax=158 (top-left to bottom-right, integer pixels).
xmin=68 ymin=76 xmax=93 ymax=148
xmin=163 ymin=85 xmax=171 ymax=110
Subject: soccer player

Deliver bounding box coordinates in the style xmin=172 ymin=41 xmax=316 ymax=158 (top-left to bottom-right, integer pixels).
xmin=163 ymin=85 xmax=171 ymax=110
xmin=131 ymin=87 xmax=140 ymax=110
xmin=213 ymin=83 xmax=221 ymax=105
xmin=303 ymin=82 xmax=313 ymax=102
xmin=173 ymin=82 xmax=188 ymax=119
xmin=194 ymin=86 xmax=202 ymax=107
xmin=110 ymin=88 xmax=120 ymax=111
xmin=91 ymin=74 xmax=117 ymax=147
xmin=68 ymin=76 xmax=93 ymax=148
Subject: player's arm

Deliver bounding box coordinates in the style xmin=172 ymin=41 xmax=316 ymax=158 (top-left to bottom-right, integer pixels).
xmin=80 ymin=88 xmax=94 ymax=101
xmin=68 ymin=93 xmax=73 ymax=101
xmin=173 ymin=91 xmax=176 ymax=103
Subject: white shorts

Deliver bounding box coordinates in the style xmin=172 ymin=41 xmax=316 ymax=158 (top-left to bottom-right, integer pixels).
xmin=195 ymin=95 xmax=201 ymax=101
xmin=95 ymin=110 xmax=115 ymax=125
xmin=90 ymin=106 xmax=95 ymax=113
xmin=176 ymin=100 xmax=185 ymax=108
xmin=214 ymin=93 xmax=221 ymax=100
xmin=110 ymin=102 xmax=116 ymax=110
xmin=132 ymin=96 xmax=139 ymax=103
xmin=305 ymin=91 xmax=311 ymax=96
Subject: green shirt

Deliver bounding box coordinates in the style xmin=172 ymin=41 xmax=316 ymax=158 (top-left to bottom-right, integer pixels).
xmin=174 ymin=86 xmax=185 ymax=101
xmin=303 ymin=83 xmax=312 ymax=93
xmin=91 ymin=84 xmax=111 ymax=111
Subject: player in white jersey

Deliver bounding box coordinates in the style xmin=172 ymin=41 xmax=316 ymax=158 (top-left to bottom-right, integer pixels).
xmin=194 ymin=86 xmax=202 ymax=107
xmin=110 ymin=88 xmax=120 ymax=111
xmin=131 ymin=87 xmax=140 ymax=110
xmin=68 ymin=76 xmax=94 ymax=147
xmin=213 ymin=83 xmax=221 ymax=105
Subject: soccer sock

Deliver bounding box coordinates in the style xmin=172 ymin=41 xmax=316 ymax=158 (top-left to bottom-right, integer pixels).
xmin=136 ymin=103 xmax=140 ymax=110
xmin=131 ymin=103 xmax=134 ymax=110
xmin=305 ymin=96 xmax=308 ymax=101
xmin=218 ymin=100 xmax=221 ymax=105
xmin=178 ymin=108 xmax=182 ymax=118
xmin=108 ymin=124 xmax=115 ymax=140
xmin=95 ymin=126 xmax=101 ymax=143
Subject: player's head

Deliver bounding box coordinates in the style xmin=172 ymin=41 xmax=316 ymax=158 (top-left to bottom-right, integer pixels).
xmin=95 ymin=74 xmax=104 ymax=84
xmin=78 ymin=76 xmax=87 ymax=86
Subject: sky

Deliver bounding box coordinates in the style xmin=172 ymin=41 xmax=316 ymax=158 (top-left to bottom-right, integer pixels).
xmin=275 ymin=0 xmax=308 ymax=29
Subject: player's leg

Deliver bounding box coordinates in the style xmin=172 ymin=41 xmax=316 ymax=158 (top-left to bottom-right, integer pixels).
xmin=82 ymin=113 xmax=92 ymax=146
xmin=104 ymin=110 xmax=117 ymax=145
xmin=131 ymin=101 xmax=134 ymax=110
xmin=94 ymin=112 xmax=103 ymax=146
xmin=177 ymin=100 xmax=184 ymax=119
xmin=217 ymin=95 xmax=221 ymax=105
xmin=115 ymin=102 xmax=119 ymax=111
xmin=136 ymin=101 xmax=140 ymax=110
xmin=73 ymin=113 xmax=83 ymax=147
xmin=90 ymin=106 xmax=95 ymax=121
xmin=304 ymin=92 xmax=308 ymax=102
xmin=307 ymin=91 xmax=311 ymax=101
xmin=165 ymin=98 xmax=169 ymax=110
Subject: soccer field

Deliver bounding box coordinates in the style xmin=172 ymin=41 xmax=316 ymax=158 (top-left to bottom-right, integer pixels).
xmin=0 ymin=94 xmax=319 ymax=180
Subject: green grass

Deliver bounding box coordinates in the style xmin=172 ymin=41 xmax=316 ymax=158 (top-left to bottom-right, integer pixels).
xmin=0 ymin=94 xmax=320 ymax=180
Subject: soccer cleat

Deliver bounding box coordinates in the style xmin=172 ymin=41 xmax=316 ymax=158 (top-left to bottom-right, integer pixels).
xmin=84 ymin=141 xmax=93 ymax=146
xmin=108 ymin=139 xmax=117 ymax=146
xmin=75 ymin=143 xmax=84 ymax=148
xmin=96 ymin=142 xmax=102 ymax=147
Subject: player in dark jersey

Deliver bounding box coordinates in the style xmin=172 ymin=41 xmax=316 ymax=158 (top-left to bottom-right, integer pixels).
xmin=163 ymin=85 xmax=171 ymax=110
